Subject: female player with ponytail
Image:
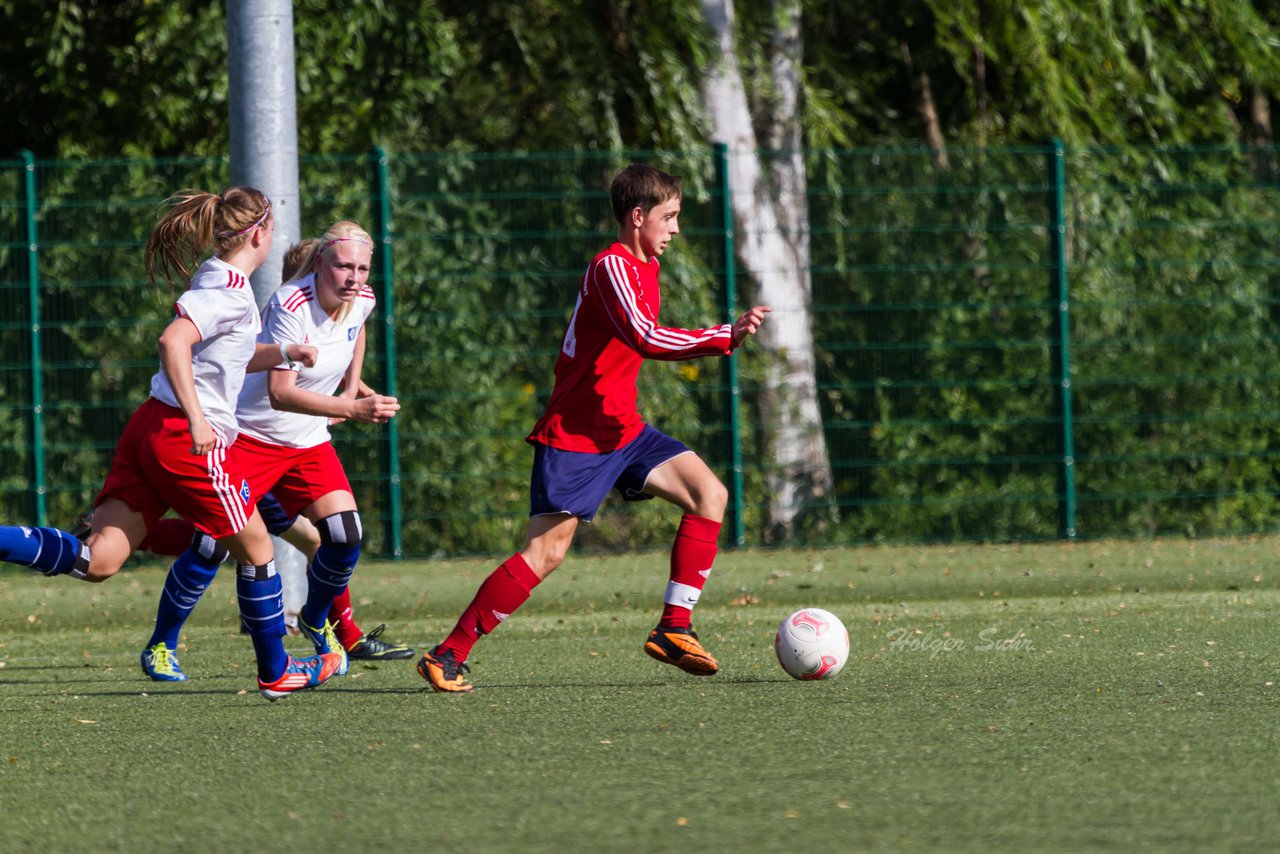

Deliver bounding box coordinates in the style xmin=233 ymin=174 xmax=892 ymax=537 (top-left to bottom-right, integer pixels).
xmin=139 ymin=220 xmax=399 ymax=683
xmin=0 ymin=187 xmax=342 ymax=700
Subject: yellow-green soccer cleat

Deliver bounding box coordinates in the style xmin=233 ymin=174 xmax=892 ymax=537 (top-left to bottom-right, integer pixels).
xmin=297 ymin=616 xmax=349 ymax=676
xmin=140 ymin=642 xmax=189 ymax=682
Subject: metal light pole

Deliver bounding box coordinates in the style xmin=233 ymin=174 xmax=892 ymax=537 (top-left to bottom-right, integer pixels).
xmin=227 ymin=0 xmax=309 ymax=605
xmin=227 ymin=0 xmax=301 ymax=308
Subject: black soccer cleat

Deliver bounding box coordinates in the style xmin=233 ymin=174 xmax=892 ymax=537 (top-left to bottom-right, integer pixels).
xmin=346 ymin=624 xmax=415 ymax=660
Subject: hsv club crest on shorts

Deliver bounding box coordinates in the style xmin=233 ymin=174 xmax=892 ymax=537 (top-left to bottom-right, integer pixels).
xmin=239 ymin=479 xmax=252 ymax=506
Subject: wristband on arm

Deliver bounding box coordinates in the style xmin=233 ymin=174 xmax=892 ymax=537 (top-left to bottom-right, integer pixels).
xmin=279 ymin=341 xmax=298 ymax=370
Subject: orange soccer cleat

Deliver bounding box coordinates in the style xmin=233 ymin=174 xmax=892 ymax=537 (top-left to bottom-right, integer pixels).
xmin=416 ymin=646 xmax=475 ymax=693
xmin=644 ymin=626 xmax=719 ymax=675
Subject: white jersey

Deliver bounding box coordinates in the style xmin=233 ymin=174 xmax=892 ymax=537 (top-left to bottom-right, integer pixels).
xmin=236 ymin=274 xmax=377 ymax=449
xmin=149 ymin=257 xmax=261 ymax=446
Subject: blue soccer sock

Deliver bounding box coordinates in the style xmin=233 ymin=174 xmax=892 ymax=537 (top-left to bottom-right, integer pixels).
xmin=300 ymin=542 xmax=359 ymax=629
xmin=237 ymin=561 xmax=289 ymax=681
xmin=146 ymin=532 xmax=228 ymax=650
xmin=299 ymin=512 xmax=361 ymax=630
xmin=0 ymin=526 xmax=89 ymax=578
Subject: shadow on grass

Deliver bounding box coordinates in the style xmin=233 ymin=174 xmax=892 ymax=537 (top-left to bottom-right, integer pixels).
xmin=0 ymin=686 xmax=245 ymax=698
xmin=1 ymin=667 xmax=798 ymax=699
xmin=323 ymin=675 xmax=797 ymax=694
xmin=0 ymin=664 xmax=108 ymax=671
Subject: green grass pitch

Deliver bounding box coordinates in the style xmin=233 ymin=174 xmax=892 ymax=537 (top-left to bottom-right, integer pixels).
xmin=1 ymin=538 xmax=1277 ymax=851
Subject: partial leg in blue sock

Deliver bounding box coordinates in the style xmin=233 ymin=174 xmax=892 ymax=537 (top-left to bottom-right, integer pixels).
xmin=146 ymin=530 xmax=229 ymax=650
xmin=237 ymin=560 xmax=289 ymax=682
xmin=0 ymin=526 xmax=89 ymax=578
xmin=299 ymin=511 xmax=361 ymax=630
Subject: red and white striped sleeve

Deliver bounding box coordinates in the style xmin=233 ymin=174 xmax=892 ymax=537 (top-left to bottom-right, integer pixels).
xmin=591 ymin=254 xmax=734 ymax=361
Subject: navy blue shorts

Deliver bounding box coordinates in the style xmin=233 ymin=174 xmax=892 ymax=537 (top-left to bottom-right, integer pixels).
xmin=529 ymin=424 xmax=691 ymax=522
xmin=256 ymin=491 xmax=296 ymax=537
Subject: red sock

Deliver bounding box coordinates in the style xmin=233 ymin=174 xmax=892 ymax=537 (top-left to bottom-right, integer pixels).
xmin=140 ymin=517 xmax=197 ymax=558
xmin=329 ymin=588 xmax=363 ymax=649
xmin=439 ymin=553 xmax=540 ymax=662
xmin=659 ymin=514 xmax=721 ymax=629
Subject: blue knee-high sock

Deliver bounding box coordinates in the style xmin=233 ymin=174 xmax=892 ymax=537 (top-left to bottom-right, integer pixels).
xmin=0 ymin=526 xmax=89 ymax=578
xmin=300 ymin=542 xmax=359 ymax=628
xmin=237 ymin=561 xmax=289 ymax=681
xmin=146 ymin=532 xmax=228 ymax=649
xmin=300 ymin=512 xmax=361 ymax=629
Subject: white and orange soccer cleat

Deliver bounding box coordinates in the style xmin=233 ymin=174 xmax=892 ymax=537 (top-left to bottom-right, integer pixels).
xmin=257 ymin=652 xmax=343 ymax=701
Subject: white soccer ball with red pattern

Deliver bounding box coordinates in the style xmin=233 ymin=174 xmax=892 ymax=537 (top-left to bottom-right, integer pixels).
xmin=774 ymin=608 xmax=850 ymax=680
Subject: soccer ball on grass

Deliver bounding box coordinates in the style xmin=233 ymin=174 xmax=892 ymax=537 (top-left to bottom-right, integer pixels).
xmin=774 ymin=608 xmax=849 ymax=680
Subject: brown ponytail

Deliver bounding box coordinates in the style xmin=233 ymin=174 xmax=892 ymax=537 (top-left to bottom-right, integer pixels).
xmin=280 ymin=238 xmax=321 ymax=283
xmin=144 ymin=186 xmax=272 ymax=285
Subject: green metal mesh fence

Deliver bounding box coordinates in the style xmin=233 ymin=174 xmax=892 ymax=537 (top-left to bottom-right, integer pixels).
xmin=2 ymin=145 xmax=1278 ymax=558
xmin=806 ymin=146 xmax=1065 ymax=543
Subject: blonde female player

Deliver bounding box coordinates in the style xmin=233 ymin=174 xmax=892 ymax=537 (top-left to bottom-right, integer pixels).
xmin=133 ymin=237 xmax=411 ymax=683
xmin=0 ymin=187 xmax=342 ymax=700
xmin=138 ymin=221 xmax=399 ymax=681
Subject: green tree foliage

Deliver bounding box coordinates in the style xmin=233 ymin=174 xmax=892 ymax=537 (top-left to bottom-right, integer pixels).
xmin=7 ymin=3 xmax=1280 ymax=550
xmin=793 ymin=2 xmax=1280 ymax=543
xmin=2 ymin=0 xmax=716 ymax=158
xmin=925 ymin=0 xmax=1279 ymax=145
xmin=7 ymin=2 xmax=1280 ymax=154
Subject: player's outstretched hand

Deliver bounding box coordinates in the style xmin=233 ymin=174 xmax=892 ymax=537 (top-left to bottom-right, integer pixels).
xmin=731 ymin=305 xmax=772 ymax=347
xmin=350 ymin=394 xmax=400 ymax=424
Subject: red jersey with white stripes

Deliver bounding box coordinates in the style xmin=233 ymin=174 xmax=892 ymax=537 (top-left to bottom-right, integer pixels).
xmin=149 ymin=256 xmax=260 ymax=446
xmin=527 ymin=242 xmax=734 ymax=453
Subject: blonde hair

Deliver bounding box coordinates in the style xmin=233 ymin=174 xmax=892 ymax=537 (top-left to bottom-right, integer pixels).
xmin=144 ymin=186 xmax=272 ymax=285
xmin=285 ymin=220 xmax=374 ymax=321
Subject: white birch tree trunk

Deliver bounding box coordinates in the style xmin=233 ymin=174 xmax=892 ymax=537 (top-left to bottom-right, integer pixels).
xmin=701 ymin=0 xmax=832 ymax=540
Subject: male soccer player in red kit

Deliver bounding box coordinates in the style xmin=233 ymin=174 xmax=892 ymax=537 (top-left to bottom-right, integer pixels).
xmin=418 ymin=164 xmax=770 ymax=692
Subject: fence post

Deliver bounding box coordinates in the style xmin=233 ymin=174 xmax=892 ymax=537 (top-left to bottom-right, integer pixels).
xmin=714 ymin=143 xmax=745 ymax=547
xmin=370 ymin=146 xmax=403 ymax=558
xmin=19 ymin=150 xmax=46 ymax=525
xmin=1047 ymin=139 xmax=1077 ymax=539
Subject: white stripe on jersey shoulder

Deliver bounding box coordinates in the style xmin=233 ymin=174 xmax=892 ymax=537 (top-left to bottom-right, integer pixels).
xmin=602 ymin=254 xmax=719 ymax=352
xmin=603 ymin=254 xmax=659 ymax=339
xmin=358 ymin=286 xmax=376 ymax=300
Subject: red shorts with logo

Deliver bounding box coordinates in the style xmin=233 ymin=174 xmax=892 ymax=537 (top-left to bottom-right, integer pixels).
xmin=233 ymin=432 xmax=352 ymax=518
xmin=97 ymin=398 xmax=254 ymax=539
